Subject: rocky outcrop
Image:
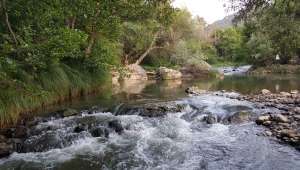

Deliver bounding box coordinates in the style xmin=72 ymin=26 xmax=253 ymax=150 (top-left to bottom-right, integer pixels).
xmin=156 ymin=67 xmax=182 ymax=80
xmin=125 ymin=64 xmax=148 ymax=80
xmin=180 ymin=62 xmax=212 ymax=78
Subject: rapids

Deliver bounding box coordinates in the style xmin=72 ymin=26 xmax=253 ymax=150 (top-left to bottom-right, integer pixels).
xmin=2 ymin=66 xmax=300 ymax=170
xmin=1 ymin=93 xmax=300 ymax=170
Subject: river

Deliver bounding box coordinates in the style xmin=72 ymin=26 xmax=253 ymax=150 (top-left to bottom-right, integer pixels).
xmin=1 ymin=69 xmax=300 ymax=170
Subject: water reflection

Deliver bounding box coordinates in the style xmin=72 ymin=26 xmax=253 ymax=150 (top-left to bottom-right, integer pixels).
xmin=31 ymin=74 xmax=300 ymax=117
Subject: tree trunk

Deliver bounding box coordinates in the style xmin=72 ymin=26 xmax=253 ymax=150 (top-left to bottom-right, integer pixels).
xmin=85 ymin=24 xmax=96 ymax=56
xmin=65 ymin=18 xmax=70 ymax=28
xmin=1 ymin=0 xmax=19 ymax=53
xmin=71 ymin=15 xmax=76 ymax=30
xmin=135 ymin=34 xmax=158 ymax=65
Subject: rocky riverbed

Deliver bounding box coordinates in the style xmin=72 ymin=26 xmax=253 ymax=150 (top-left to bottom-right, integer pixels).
xmin=2 ymin=86 xmax=300 ymax=159
xmin=186 ymin=86 xmax=300 ymax=150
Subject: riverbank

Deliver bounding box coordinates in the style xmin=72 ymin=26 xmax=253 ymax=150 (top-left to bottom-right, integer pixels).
xmin=0 ymin=64 xmax=111 ymax=130
xmin=247 ymin=64 xmax=300 ymax=74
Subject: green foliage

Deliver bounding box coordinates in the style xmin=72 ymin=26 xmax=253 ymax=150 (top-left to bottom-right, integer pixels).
xmin=0 ymin=0 xmax=176 ymax=128
xmin=208 ymin=69 xmax=220 ymax=77
xmin=271 ymin=66 xmax=288 ymax=73
xmin=140 ymin=65 xmax=157 ymax=72
xmin=296 ymin=67 xmax=300 ymax=73
xmin=170 ymin=65 xmax=181 ymax=71
xmin=162 ymin=73 xmax=168 ymax=79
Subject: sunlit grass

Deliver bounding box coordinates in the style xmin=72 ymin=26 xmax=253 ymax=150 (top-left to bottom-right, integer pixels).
xmin=0 ymin=64 xmax=111 ymax=129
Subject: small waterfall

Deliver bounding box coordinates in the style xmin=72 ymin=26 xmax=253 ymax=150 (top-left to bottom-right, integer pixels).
xmin=217 ymin=65 xmax=252 ymax=75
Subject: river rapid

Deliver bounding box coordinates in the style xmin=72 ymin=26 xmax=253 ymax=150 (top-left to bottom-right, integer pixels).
xmin=1 ymin=67 xmax=300 ymax=170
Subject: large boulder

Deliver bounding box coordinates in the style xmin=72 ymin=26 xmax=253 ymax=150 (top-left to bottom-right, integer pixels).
xmin=156 ymin=67 xmax=182 ymax=80
xmin=180 ymin=62 xmax=212 ymax=78
xmin=124 ymin=64 xmax=147 ymax=80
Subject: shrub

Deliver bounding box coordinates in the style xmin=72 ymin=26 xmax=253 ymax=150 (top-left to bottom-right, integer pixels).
xmin=271 ymin=66 xmax=288 ymax=73
xmin=208 ymin=69 xmax=220 ymax=77
xmin=296 ymin=67 xmax=300 ymax=73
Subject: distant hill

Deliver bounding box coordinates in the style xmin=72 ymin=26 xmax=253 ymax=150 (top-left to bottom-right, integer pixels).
xmin=208 ymin=14 xmax=235 ymax=30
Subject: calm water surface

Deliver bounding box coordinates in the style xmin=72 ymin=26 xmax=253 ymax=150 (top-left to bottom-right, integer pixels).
xmin=33 ymin=74 xmax=300 ymax=116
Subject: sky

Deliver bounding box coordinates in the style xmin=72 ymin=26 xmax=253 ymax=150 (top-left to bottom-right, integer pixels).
xmin=171 ymin=0 xmax=231 ymax=24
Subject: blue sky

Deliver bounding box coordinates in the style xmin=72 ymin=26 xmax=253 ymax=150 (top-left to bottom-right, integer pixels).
xmin=171 ymin=0 xmax=232 ymax=24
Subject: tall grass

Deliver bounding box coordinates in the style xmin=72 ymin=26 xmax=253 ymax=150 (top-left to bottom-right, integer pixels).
xmin=0 ymin=64 xmax=111 ymax=129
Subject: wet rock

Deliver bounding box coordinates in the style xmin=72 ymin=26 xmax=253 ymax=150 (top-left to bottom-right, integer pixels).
xmin=0 ymin=138 xmax=21 ymax=157
xmin=74 ymin=124 xmax=89 ymax=133
xmin=185 ymin=86 xmax=206 ymax=95
xmin=293 ymin=115 xmax=300 ymax=120
xmin=2 ymin=128 xmax=14 ymax=138
xmin=203 ymin=114 xmax=217 ymax=124
xmin=87 ymin=106 xmax=110 ymax=114
xmin=265 ymin=131 xmax=273 ymax=136
xmin=280 ymin=92 xmax=291 ymax=97
xmin=291 ymin=90 xmax=299 ymax=94
xmin=294 ymin=107 xmax=300 ymax=114
xmin=281 ymin=130 xmax=295 ymax=138
xmin=222 ymin=112 xmax=251 ymax=125
xmin=256 ymin=115 xmax=270 ymax=124
xmin=261 ymin=89 xmax=270 ymax=95
xmin=275 ymin=114 xmax=289 ymax=123
xmin=55 ymin=109 xmax=78 ymax=118
xmin=118 ymin=102 xmax=183 ymax=117
xmin=262 ymin=121 xmax=272 ymax=126
xmin=12 ymin=126 xmax=30 ymax=138
xmin=22 ymin=116 xmax=39 ymax=127
xmin=0 ymin=135 xmax=6 ymax=142
xmin=108 ymin=120 xmax=124 ymax=133
xmin=89 ymin=127 xmax=109 ymax=138
xmin=0 ymin=143 xmax=13 ymax=157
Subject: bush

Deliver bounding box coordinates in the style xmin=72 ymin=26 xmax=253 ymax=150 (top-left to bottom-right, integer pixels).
xmin=271 ymin=66 xmax=288 ymax=73
xmin=208 ymin=69 xmax=219 ymax=77
xmin=140 ymin=65 xmax=157 ymax=72
xmin=296 ymin=67 xmax=300 ymax=73
xmin=170 ymin=65 xmax=181 ymax=71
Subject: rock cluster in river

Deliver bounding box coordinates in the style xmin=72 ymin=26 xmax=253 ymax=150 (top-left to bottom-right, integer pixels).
xmin=0 ymin=107 xmax=121 ymax=157
xmin=186 ymin=86 xmax=300 ymax=149
xmin=0 ymin=101 xmax=184 ymax=157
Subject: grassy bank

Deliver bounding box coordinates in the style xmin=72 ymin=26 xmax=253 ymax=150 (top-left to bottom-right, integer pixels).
xmin=0 ymin=63 xmax=111 ymax=129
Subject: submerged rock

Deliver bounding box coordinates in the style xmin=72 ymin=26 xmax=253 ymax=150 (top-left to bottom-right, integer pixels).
xmin=89 ymin=127 xmax=110 ymax=138
xmin=185 ymin=86 xmax=206 ymax=95
xmin=74 ymin=124 xmax=89 ymax=133
xmin=222 ymin=112 xmax=252 ymax=125
xmin=118 ymin=102 xmax=183 ymax=117
xmin=108 ymin=120 xmax=124 ymax=133
xmin=203 ymin=114 xmax=218 ymax=124
xmin=55 ymin=109 xmax=78 ymax=118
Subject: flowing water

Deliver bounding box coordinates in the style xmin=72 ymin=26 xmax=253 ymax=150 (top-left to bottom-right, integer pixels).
xmin=1 ymin=70 xmax=300 ymax=170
